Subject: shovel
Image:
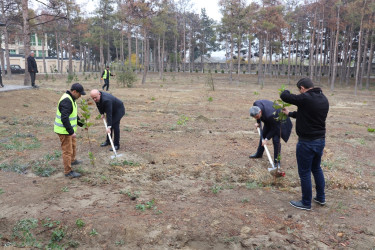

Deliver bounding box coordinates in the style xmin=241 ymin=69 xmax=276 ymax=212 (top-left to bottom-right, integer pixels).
xmin=257 ymin=127 xmax=277 ymax=172
xmin=103 ymin=118 xmax=124 ymax=159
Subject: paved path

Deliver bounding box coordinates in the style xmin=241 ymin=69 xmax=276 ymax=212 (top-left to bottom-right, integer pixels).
xmin=0 ymin=85 xmax=34 ymax=92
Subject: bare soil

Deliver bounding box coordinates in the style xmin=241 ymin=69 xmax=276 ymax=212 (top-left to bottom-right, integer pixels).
xmin=0 ymin=73 xmax=375 ymax=249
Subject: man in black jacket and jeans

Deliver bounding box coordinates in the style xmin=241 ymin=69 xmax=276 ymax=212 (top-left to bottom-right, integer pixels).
xmin=27 ymin=51 xmax=38 ymax=88
xmin=90 ymin=89 xmax=125 ymax=151
xmin=281 ymin=78 xmax=329 ymax=210
xmin=249 ymin=100 xmax=292 ymax=168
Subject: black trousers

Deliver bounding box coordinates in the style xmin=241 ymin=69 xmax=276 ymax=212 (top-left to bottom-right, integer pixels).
xmin=106 ymin=120 xmax=120 ymax=147
xmin=255 ymin=128 xmax=281 ymax=163
xmin=102 ymin=79 xmax=109 ymax=91
xmin=30 ymin=72 xmax=36 ymax=86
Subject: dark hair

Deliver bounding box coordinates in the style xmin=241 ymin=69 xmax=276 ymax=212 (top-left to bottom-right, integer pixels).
xmin=296 ymin=78 xmax=314 ymax=89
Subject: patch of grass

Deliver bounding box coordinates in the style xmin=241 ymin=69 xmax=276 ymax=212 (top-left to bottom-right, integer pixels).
xmin=358 ymin=138 xmax=365 ymax=145
xmin=42 ymin=218 xmax=60 ymax=228
xmin=44 ymin=151 xmax=62 ymax=161
xmin=123 ymin=126 xmax=132 ymax=132
xmin=32 ymin=161 xmax=56 ymax=177
xmin=110 ymin=159 xmax=140 ymax=167
xmin=12 ymin=218 xmax=40 ymax=248
xmin=211 ymin=185 xmax=223 ymax=194
xmin=136 ymin=199 xmax=156 ymax=211
xmin=120 ymin=190 xmax=140 ymax=199
xmin=68 ymin=240 xmax=79 ymax=248
xmin=246 ymin=181 xmax=260 ymax=189
xmin=177 ymin=115 xmax=189 ymax=126
xmin=115 ymin=240 xmax=125 ymax=246
xmin=50 ymin=227 xmax=65 ymax=242
xmin=76 ymin=219 xmax=85 ymax=228
xmin=89 ymin=229 xmax=98 ymax=236
xmin=241 ymin=198 xmax=249 ymax=203
xmin=253 ymin=91 xmax=259 ymax=95
xmin=368 ymin=127 xmax=375 ymax=132
xmin=0 ymin=161 xmax=28 ymax=174
xmin=0 ymin=133 xmax=41 ymax=151
xmin=208 ymin=97 xmax=213 ymax=102
xmin=0 ymin=188 xmax=3 ymax=195
xmin=61 ymin=186 xmax=69 ymax=192
xmin=321 ymin=160 xmax=334 ymax=170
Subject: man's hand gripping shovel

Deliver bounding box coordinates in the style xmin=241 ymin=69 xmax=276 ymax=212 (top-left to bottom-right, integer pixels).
xmin=103 ymin=118 xmax=123 ymax=159
xmin=257 ymin=127 xmax=285 ymax=177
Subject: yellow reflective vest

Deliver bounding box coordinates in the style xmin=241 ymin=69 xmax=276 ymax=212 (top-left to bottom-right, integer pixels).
xmin=103 ymin=69 xmax=111 ymax=80
xmin=54 ymin=93 xmax=77 ymax=134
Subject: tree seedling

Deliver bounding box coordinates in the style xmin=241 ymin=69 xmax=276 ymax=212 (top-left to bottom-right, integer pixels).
xmin=79 ymin=99 xmax=95 ymax=167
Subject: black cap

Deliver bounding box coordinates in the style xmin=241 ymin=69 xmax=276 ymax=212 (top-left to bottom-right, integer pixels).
xmin=71 ymin=83 xmax=86 ymax=95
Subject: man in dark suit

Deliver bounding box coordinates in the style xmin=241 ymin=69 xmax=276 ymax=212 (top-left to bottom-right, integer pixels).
xmin=27 ymin=51 xmax=38 ymax=88
xmin=90 ymin=89 xmax=125 ymax=151
xmin=249 ymin=99 xmax=292 ymax=168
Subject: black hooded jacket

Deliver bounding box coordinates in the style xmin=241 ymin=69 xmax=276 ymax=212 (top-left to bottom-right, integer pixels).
xmin=280 ymin=88 xmax=329 ymax=140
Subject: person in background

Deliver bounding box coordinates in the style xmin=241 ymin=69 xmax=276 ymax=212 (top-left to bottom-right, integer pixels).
xmin=90 ymin=89 xmax=125 ymax=151
xmin=281 ymin=78 xmax=329 ymax=211
xmin=54 ymin=83 xmax=86 ymax=178
xmin=101 ymin=66 xmax=115 ymax=91
xmin=249 ymin=100 xmax=292 ymax=168
xmin=27 ymin=51 xmax=38 ymax=88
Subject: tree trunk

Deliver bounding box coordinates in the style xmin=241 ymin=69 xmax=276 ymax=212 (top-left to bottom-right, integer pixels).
xmin=345 ymin=27 xmax=354 ymax=85
xmin=175 ymin=34 xmax=178 ymax=72
xmin=247 ymin=33 xmax=251 ymax=75
xmin=309 ymin=8 xmax=317 ymax=79
xmin=22 ymin=0 xmax=31 ymax=85
xmin=237 ymin=31 xmax=241 ymax=79
xmin=287 ymin=29 xmax=291 ymax=84
xmin=229 ymin=33 xmax=234 ymax=84
xmin=135 ymin=34 xmax=138 ymax=72
xmin=42 ymin=34 xmax=46 ymax=73
xmin=360 ymin=28 xmax=369 ymax=89
xmin=4 ymin=26 xmax=12 ymax=78
xmin=142 ymin=30 xmax=149 ymax=84
xmin=355 ymin=0 xmax=366 ymax=95
xmin=257 ymin=35 xmax=263 ymax=86
xmin=128 ymin=26 xmax=132 ymax=69
xmin=330 ymin=5 xmax=340 ymax=91
xmin=183 ymin=15 xmax=186 ymax=72
xmin=120 ymin=25 xmax=124 ymax=63
xmin=60 ymin=39 xmax=64 ymax=73
xmin=158 ymin=36 xmax=161 ymax=78
xmin=366 ymin=30 xmax=374 ymax=89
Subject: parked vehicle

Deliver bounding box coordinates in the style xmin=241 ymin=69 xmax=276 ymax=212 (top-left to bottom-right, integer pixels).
xmin=4 ymin=65 xmax=26 ymax=74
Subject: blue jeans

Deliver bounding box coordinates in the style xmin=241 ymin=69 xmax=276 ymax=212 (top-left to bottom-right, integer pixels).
xmin=296 ymin=138 xmax=325 ymax=206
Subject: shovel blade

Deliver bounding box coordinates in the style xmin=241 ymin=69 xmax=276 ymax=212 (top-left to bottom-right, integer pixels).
xmin=111 ymin=154 xmax=124 ymax=159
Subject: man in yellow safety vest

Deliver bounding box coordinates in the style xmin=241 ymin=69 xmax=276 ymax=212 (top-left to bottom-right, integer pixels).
xmin=101 ymin=66 xmax=115 ymax=91
xmin=54 ymin=83 xmax=86 ymax=178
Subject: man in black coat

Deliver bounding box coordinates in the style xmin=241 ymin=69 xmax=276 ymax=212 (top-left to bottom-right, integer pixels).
xmin=281 ymin=78 xmax=329 ymax=210
xmin=249 ymin=99 xmax=292 ymax=168
xmin=90 ymin=89 xmax=125 ymax=150
xmin=27 ymin=51 xmax=38 ymax=88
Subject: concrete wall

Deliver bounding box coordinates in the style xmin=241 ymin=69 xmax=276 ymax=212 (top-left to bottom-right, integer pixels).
xmin=9 ymin=57 xmax=82 ymax=73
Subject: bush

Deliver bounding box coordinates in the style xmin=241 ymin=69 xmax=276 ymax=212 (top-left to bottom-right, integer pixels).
xmin=243 ymin=70 xmax=246 ymax=74
xmin=221 ymin=69 xmax=224 ymax=74
xmin=117 ymin=70 xmax=137 ymax=88
xmin=215 ymin=69 xmax=217 ymax=73
xmin=195 ymin=69 xmax=198 ymax=73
